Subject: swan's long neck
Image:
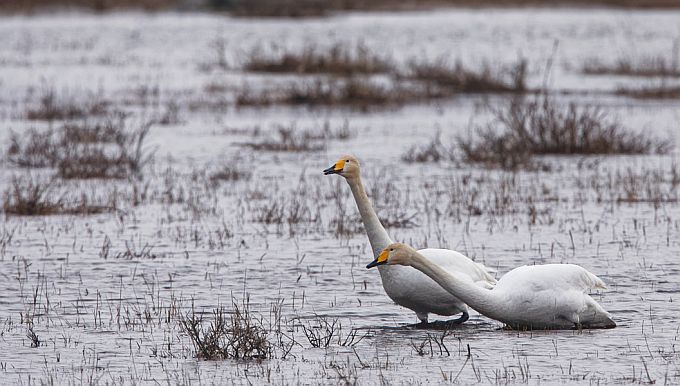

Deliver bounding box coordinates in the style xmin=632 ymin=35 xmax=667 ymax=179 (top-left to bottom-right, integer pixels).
xmin=409 ymin=251 xmax=507 ymax=321
xmin=346 ymin=176 xmax=393 ymax=258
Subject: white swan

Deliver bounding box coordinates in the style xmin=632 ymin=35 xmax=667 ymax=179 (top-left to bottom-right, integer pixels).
xmin=367 ymin=243 xmax=616 ymax=330
xmin=324 ymin=155 xmax=496 ymax=325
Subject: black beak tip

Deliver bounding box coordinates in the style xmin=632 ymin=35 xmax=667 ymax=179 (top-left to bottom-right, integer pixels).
xmin=323 ymin=166 xmax=338 ymax=175
xmin=366 ymin=260 xmax=380 ymax=269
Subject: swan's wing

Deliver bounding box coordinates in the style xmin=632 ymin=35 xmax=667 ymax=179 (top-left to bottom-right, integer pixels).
xmin=496 ymin=264 xmax=607 ymax=293
xmin=418 ymin=248 xmax=497 ymax=287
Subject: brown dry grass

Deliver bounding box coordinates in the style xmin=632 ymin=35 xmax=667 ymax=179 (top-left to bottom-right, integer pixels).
xmin=404 ymin=58 xmax=527 ymax=94
xmin=457 ymin=96 xmax=671 ymax=170
xmin=2 ymin=177 xmax=111 ymax=216
xmin=5 ymin=0 xmax=680 ymax=14
xmin=25 ymin=88 xmax=108 ymax=121
xmin=245 ymin=43 xmax=392 ymax=75
xmin=0 ymin=0 xmax=180 ymax=12
xmin=217 ymin=0 xmax=680 ymax=18
xmin=401 ymin=132 xmax=455 ymax=163
xmin=180 ymin=302 xmax=270 ymax=360
xmin=616 ymin=85 xmax=680 ymax=99
xmin=8 ymin=114 xmax=153 ymax=179
xmin=582 ymin=55 xmax=680 ymax=77
xmin=236 ymin=78 xmax=443 ymax=110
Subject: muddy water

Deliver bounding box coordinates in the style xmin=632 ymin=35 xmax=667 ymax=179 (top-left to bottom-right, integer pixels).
xmin=1 ymin=8 xmax=680 ymax=385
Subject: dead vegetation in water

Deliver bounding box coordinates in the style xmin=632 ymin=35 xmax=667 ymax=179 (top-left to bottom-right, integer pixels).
xmin=401 ymin=132 xmax=455 ymax=163
xmin=582 ymin=53 xmax=680 ymax=78
xmin=0 ymin=0 xmax=181 ymax=12
xmin=238 ymin=50 xmax=527 ymax=110
xmin=2 ymin=177 xmax=111 ymax=216
xmin=235 ymin=78 xmax=426 ymax=110
xmin=216 ymin=0 xmax=680 ymax=18
xmin=180 ymin=302 xmax=270 ymax=360
xmin=457 ymin=96 xmax=671 ymax=170
xmin=25 ymin=88 xmax=108 ymax=121
xmin=616 ymin=84 xmax=680 ymax=99
xmin=242 ymin=122 xmax=354 ymax=152
xmin=245 ymin=43 xmax=392 ymax=75
xmin=403 ymin=58 xmax=527 ymax=94
xmin=7 ymin=114 xmax=154 ymax=179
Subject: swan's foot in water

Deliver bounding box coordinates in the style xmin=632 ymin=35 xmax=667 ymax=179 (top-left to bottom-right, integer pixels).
xmin=410 ymin=311 xmax=469 ymax=330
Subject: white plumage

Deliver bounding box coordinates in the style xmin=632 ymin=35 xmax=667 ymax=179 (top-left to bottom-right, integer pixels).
xmin=380 ymin=249 xmax=496 ymax=322
xmin=487 ymin=264 xmax=614 ymax=329
xmin=372 ymin=243 xmax=617 ymax=330
xmin=324 ymin=155 xmax=496 ymax=323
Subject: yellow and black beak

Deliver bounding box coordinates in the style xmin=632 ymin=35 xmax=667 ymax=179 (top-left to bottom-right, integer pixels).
xmin=323 ymin=160 xmax=345 ymax=175
xmin=366 ymin=249 xmax=389 ymax=269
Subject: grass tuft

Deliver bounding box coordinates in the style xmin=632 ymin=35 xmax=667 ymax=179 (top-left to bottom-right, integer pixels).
xmin=7 ymin=114 xmax=154 ymax=179
xmin=582 ymin=54 xmax=680 ymax=77
xmin=180 ymin=303 xmax=270 ymax=360
xmin=2 ymin=177 xmax=111 ymax=216
xmin=245 ymin=43 xmax=392 ymax=75
xmin=26 ymin=88 xmax=108 ymax=121
xmin=401 ymin=132 xmax=454 ymax=163
xmin=405 ymin=58 xmax=527 ymax=94
xmin=457 ymin=96 xmax=671 ymax=170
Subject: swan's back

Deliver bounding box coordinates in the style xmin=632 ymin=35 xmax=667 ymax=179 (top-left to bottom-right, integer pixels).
xmin=419 ymin=248 xmax=497 ymax=288
xmin=490 ymin=263 xmax=614 ymax=329
xmin=495 ymin=264 xmax=606 ymax=293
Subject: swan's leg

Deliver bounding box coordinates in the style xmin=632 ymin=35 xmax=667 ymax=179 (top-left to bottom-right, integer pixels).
xmin=451 ymin=310 xmax=469 ymax=324
xmin=418 ymin=311 xmax=469 ymax=329
xmin=402 ymin=313 xmax=430 ymax=329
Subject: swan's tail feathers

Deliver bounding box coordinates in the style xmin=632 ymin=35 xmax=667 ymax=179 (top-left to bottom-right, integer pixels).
xmin=474 ymin=262 xmax=498 ymax=286
xmin=584 ymin=270 xmax=608 ymax=290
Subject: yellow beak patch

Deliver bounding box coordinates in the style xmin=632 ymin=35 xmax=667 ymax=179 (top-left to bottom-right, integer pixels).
xmin=334 ymin=159 xmax=346 ymax=172
xmin=377 ymin=249 xmax=389 ymax=264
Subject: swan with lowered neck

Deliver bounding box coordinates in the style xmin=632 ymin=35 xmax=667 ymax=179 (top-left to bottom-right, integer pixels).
xmin=368 ymin=243 xmax=616 ymax=330
xmin=324 ymin=155 xmax=496 ymax=325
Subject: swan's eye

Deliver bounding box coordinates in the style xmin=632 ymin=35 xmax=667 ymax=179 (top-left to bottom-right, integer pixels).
xmin=346 ymin=160 xmax=350 ymax=162
xmin=389 ymin=248 xmax=394 ymax=251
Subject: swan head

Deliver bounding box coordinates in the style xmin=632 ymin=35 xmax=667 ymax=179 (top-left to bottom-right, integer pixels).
xmin=366 ymin=242 xmax=417 ymax=268
xmin=323 ymin=155 xmax=360 ymax=179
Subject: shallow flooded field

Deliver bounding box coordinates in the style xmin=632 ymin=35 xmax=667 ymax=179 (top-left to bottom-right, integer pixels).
xmin=1 ymin=8 xmax=680 ymax=385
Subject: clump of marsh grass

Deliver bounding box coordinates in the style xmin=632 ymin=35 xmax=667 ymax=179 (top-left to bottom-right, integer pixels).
xmin=243 ymin=127 xmax=325 ymax=152
xmin=25 ymin=87 xmax=108 ymax=121
xmin=242 ymin=122 xmax=354 ymax=152
xmin=457 ymin=96 xmax=671 ymax=170
xmin=7 ymin=114 xmax=154 ymax=179
xmin=180 ymin=303 xmax=270 ymax=360
xmin=7 ymin=128 xmax=59 ymax=168
xmin=616 ymin=84 xmax=680 ymax=99
xmin=245 ymin=43 xmax=392 ymax=75
xmin=401 ymin=132 xmax=455 ymax=163
xmin=404 ymin=58 xmax=527 ymax=94
xmin=582 ymin=53 xmax=680 ymax=78
xmin=2 ymin=177 xmax=111 ymax=216
xmin=210 ymin=165 xmax=253 ymax=183
xmin=235 ymin=78 xmax=433 ymax=110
